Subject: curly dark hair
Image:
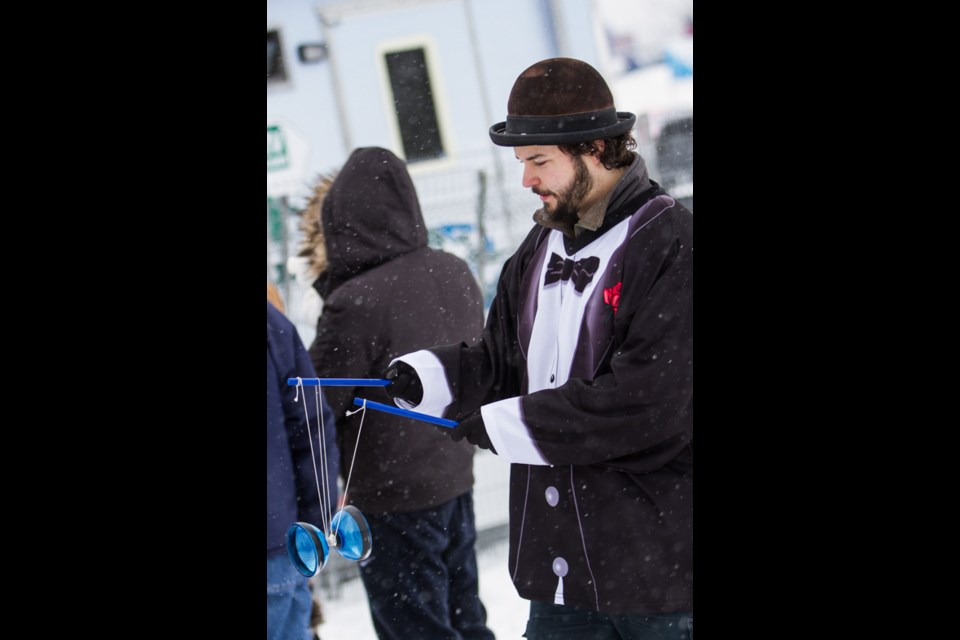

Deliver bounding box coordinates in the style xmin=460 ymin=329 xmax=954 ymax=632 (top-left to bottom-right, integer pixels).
xmin=559 ymin=133 xmax=637 ymax=169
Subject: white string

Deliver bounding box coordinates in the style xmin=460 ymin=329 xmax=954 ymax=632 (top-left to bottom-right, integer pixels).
xmin=314 ymin=385 xmax=334 ymax=533
xmin=336 ymin=399 xmax=368 ymax=538
xmin=297 ymin=378 xmax=330 ymax=535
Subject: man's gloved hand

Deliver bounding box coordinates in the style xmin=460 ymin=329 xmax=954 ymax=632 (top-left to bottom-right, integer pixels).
xmin=381 ymin=361 xmax=423 ymax=406
xmin=443 ymin=412 xmax=497 ymax=454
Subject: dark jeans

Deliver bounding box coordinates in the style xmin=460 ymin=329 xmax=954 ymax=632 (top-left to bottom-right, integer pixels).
xmin=524 ymin=600 xmax=693 ymax=640
xmin=358 ymin=491 xmax=495 ymax=640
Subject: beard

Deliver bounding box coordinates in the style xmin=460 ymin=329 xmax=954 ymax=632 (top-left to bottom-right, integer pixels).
xmin=533 ymin=155 xmax=593 ymax=228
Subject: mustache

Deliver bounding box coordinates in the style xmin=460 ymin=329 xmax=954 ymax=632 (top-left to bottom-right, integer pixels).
xmin=532 ymin=187 xmax=553 ymax=197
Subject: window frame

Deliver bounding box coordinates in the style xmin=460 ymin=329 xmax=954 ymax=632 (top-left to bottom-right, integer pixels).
xmin=267 ymin=27 xmax=291 ymax=91
xmin=376 ymin=36 xmax=455 ymax=168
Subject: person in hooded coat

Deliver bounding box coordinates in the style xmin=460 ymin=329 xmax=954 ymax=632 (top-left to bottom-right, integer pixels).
xmin=306 ymin=147 xmax=494 ymax=640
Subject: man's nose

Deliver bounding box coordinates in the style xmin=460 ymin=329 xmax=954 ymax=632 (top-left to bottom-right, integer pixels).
xmin=522 ymin=166 xmax=539 ymax=189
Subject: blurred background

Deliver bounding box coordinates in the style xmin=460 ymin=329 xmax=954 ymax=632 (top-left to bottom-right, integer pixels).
xmin=267 ymin=3 xmax=692 ymax=634
xmin=268 ymin=0 xmax=692 ymax=343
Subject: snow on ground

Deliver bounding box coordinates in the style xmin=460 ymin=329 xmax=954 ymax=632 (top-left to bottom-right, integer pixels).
xmin=317 ymin=538 xmax=530 ymax=639
xmin=315 ymin=450 xmax=530 ymax=638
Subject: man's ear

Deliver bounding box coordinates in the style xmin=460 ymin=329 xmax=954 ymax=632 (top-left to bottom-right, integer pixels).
xmin=587 ymin=139 xmax=606 ymax=163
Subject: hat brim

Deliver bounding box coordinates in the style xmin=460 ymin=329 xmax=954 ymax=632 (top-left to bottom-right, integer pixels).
xmin=488 ymin=112 xmax=636 ymax=147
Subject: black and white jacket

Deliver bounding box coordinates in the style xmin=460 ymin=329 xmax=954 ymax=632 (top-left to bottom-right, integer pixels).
xmin=395 ymin=155 xmax=693 ymax=614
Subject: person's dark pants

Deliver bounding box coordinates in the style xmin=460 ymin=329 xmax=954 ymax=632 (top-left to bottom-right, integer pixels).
xmin=524 ymin=600 xmax=693 ymax=640
xmin=358 ymin=491 xmax=495 ymax=640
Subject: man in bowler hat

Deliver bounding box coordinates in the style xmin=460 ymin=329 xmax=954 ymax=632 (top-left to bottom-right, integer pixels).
xmin=384 ymin=58 xmax=693 ymax=639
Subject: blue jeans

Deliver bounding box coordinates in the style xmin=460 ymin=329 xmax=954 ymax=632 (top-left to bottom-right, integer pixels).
xmin=358 ymin=492 xmax=494 ymax=640
xmin=524 ymin=600 xmax=693 ymax=640
xmin=266 ymin=552 xmax=313 ymax=640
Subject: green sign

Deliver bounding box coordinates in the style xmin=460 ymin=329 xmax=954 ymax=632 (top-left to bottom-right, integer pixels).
xmin=267 ymin=196 xmax=284 ymax=242
xmin=267 ymin=124 xmax=289 ymax=172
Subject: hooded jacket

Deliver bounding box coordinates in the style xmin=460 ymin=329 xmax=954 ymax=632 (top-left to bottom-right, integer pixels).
xmin=308 ymin=147 xmax=484 ymax=513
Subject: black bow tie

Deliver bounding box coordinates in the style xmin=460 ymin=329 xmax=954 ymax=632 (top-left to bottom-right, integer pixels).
xmin=543 ymin=252 xmax=600 ymax=293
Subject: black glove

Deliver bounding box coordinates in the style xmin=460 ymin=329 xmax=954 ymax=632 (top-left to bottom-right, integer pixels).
xmin=444 ymin=412 xmax=497 ymax=454
xmin=381 ymin=361 xmax=423 ymax=405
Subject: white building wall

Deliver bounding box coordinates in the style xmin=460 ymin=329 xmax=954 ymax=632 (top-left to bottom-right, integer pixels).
xmin=268 ymin=0 xmax=603 ymax=203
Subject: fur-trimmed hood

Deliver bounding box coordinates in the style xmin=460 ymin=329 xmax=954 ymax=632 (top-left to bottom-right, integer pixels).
xmin=296 ymin=171 xmax=337 ymax=283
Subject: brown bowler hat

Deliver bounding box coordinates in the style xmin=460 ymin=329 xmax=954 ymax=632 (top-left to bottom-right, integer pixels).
xmin=489 ymin=57 xmax=635 ymax=147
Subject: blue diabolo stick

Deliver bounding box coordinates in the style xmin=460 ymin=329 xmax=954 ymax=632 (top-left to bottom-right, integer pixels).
xmin=288 ymin=378 xmax=391 ymax=387
xmin=352 ymin=398 xmax=458 ymax=428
